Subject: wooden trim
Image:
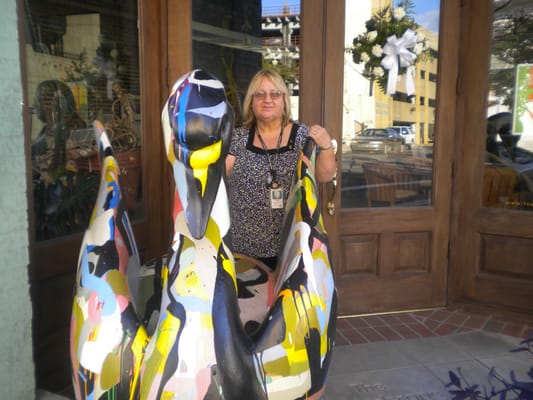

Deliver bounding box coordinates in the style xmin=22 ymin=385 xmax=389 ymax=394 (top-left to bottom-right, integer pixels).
xmin=322 ymin=0 xmax=345 ymax=268
xmin=431 ymin=0 xmax=462 ymax=305
xmin=300 ymin=0 xmax=345 ymax=267
xmin=138 ymin=0 xmax=177 ymax=261
xmin=299 ymin=0 xmax=326 ymax=124
xmin=448 ymin=0 xmax=493 ymax=302
xmin=166 ymin=0 xmax=192 ymax=88
xmin=136 ymin=0 xmax=192 ymax=261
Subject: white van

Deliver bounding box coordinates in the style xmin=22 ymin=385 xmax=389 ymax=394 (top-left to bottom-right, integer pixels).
xmin=391 ymin=126 xmax=416 ymax=148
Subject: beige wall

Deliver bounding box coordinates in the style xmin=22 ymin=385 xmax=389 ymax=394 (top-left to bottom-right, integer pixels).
xmin=0 ymin=0 xmax=36 ymax=398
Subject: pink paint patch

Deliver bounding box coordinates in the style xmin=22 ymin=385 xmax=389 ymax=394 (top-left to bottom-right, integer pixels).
xmin=173 ymin=190 xmax=183 ymax=220
xmin=301 ymin=154 xmax=313 ymax=173
xmin=196 ymin=367 xmax=213 ymax=398
xmin=114 ymin=226 xmax=129 ymax=273
xmin=87 ymin=292 xmax=102 ymax=325
xmin=146 ymin=374 xmax=162 ymax=399
xmin=69 ymin=314 xmax=79 ymax=367
xmin=116 ymin=294 xmax=130 ymax=312
xmin=311 ymin=237 xmax=325 ymax=252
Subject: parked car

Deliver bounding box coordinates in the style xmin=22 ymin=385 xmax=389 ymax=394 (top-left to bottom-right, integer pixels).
xmin=350 ymin=128 xmax=403 ymax=153
xmin=391 ymin=126 xmax=416 ymax=147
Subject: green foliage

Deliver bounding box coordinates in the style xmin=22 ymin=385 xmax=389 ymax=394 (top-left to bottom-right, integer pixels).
xmin=490 ymin=12 xmax=533 ymax=108
xmin=262 ymin=59 xmax=299 ymax=88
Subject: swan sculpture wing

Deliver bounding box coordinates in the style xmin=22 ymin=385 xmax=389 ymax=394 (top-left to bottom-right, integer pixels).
xmin=70 ymin=69 xmax=337 ymax=400
xmin=70 ymin=121 xmax=148 ymax=399
xmin=251 ymin=138 xmax=338 ymax=399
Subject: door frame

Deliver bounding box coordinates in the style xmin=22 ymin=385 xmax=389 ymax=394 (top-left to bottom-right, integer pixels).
xmin=299 ymin=0 xmax=344 ymax=254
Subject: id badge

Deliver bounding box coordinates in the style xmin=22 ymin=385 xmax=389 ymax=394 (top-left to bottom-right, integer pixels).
xmin=269 ymin=187 xmax=284 ymax=209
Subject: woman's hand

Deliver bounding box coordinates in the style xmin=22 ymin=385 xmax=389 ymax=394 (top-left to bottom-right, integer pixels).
xmin=308 ymin=125 xmax=333 ymax=150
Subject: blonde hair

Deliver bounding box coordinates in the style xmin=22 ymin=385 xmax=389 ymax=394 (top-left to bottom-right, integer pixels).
xmin=242 ymin=69 xmax=292 ymax=129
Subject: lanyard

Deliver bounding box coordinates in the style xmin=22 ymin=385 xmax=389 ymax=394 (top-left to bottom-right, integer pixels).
xmin=256 ymin=126 xmax=283 ymax=187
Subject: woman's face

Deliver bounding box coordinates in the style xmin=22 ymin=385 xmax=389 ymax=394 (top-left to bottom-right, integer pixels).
xmin=251 ymin=77 xmax=284 ymax=124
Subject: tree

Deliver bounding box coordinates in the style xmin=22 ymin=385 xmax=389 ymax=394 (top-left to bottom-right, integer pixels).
xmin=490 ymin=12 xmax=533 ymax=108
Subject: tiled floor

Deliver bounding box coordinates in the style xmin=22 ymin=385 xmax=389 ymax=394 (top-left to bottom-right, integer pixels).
xmin=335 ymin=308 xmax=533 ymax=346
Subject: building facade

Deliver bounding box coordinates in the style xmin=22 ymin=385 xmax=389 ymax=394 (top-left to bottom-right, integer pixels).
xmin=1 ymin=0 xmax=533 ymax=397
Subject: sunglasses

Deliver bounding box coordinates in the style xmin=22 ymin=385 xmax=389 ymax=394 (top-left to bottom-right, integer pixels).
xmin=253 ymin=90 xmax=283 ymax=100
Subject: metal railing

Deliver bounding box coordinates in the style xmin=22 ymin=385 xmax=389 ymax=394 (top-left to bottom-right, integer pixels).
xmin=262 ymin=3 xmax=300 ymax=16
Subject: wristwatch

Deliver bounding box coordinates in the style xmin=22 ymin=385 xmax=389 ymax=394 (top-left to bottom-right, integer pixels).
xmin=319 ymin=139 xmax=338 ymax=154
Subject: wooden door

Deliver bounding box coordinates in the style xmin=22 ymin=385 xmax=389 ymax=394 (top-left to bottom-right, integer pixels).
xmin=299 ymin=0 xmax=461 ymax=316
xmin=21 ymin=0 xmax=188 ymax=393
xmin=450 ymin=0 xmax=533 ymax=317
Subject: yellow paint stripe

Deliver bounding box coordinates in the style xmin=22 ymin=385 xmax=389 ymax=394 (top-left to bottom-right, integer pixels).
xmin=190 ymin=141 xmax=221 ymax=196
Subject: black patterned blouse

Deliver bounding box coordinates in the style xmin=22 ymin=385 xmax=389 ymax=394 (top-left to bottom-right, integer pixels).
xmin=227 ymin=121 xmax=309 ymax=258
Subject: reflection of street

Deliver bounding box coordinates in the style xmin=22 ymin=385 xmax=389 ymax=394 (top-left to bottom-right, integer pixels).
xmin=485 ymin=142 xmax=533 ymax=210
xmin=486 ymin=112 xmax=533 ymax=209
xmin=341 ymin=144 xmax=433 ymax=208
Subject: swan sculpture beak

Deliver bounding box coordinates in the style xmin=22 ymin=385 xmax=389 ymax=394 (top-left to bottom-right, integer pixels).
xmin=162 ymin=70 xmax=234 ymax=239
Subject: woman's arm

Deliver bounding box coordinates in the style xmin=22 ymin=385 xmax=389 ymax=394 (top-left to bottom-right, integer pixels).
xmin=316 ymin=144 xmax=337 ymax=183
xmin=225 ymin=154 xmax=236 ymax=177
xmin=307 ymin=124 xmax=337 ymax=183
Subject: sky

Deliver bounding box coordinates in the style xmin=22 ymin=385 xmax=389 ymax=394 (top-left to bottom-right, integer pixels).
xmin=262 ymin=0 xmax=440 ymax=32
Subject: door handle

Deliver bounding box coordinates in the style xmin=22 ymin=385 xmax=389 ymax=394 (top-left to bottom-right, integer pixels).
xmin=327 ymin=172 xmax=337 ymax=216
xmin=325 ymin=139 xmax=338 ymax=216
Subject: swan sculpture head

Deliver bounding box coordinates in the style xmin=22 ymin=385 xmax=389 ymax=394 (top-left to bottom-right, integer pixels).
xmin=162 ymin=69 xmax=234 ymax=239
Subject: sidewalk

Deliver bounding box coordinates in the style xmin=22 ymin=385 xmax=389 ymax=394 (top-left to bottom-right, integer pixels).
xmin=325 ymin=309 xmax=533 ymax=399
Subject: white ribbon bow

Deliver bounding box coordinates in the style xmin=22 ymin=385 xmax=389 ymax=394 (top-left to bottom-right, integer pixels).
xmin=380 ymin=29 xmax=418 ymax=95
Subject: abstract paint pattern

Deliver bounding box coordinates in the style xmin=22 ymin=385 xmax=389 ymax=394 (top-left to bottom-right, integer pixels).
xmin=70 ymin=120 xmax=147 ymax=400
xmin=70 ymin=69 xmax=337 ymax=399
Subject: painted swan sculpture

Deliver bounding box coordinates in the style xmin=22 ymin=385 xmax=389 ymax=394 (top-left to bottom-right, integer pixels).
xmin=70 ymin=69 xmax=337 ymax=399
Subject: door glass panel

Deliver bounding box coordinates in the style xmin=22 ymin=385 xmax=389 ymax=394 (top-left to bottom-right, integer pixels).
xmin=25 ymin=0 xmax=142 ymax=241
xmin=485 ymin=1 xmax=533 ymax=210
xmin=341 ymin=0 xmax=440 ymax=208
xmin=192 ymin=1 xmax=301 ymax=127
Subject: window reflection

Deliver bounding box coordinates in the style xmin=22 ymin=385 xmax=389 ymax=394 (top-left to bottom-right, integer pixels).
xmin=192 ymin=1 xmax=301 ymax=127
xmin=341 ymin=0 xmax=439 ymax=208
xmin=485 ymin=2 xmax=533 ymax=210
xmin=25 ymin=1 xmax=142 ymax=240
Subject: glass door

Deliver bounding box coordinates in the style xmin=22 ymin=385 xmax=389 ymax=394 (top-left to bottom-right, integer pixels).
xmin=331 ymin=0 xmax=458 ymax=315
xmin=450 ymin=0 xmax=533 ymax=315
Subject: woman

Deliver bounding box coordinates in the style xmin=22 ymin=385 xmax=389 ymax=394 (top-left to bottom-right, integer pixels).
xmin=226 ymin=69 xmax=336 ymax=270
